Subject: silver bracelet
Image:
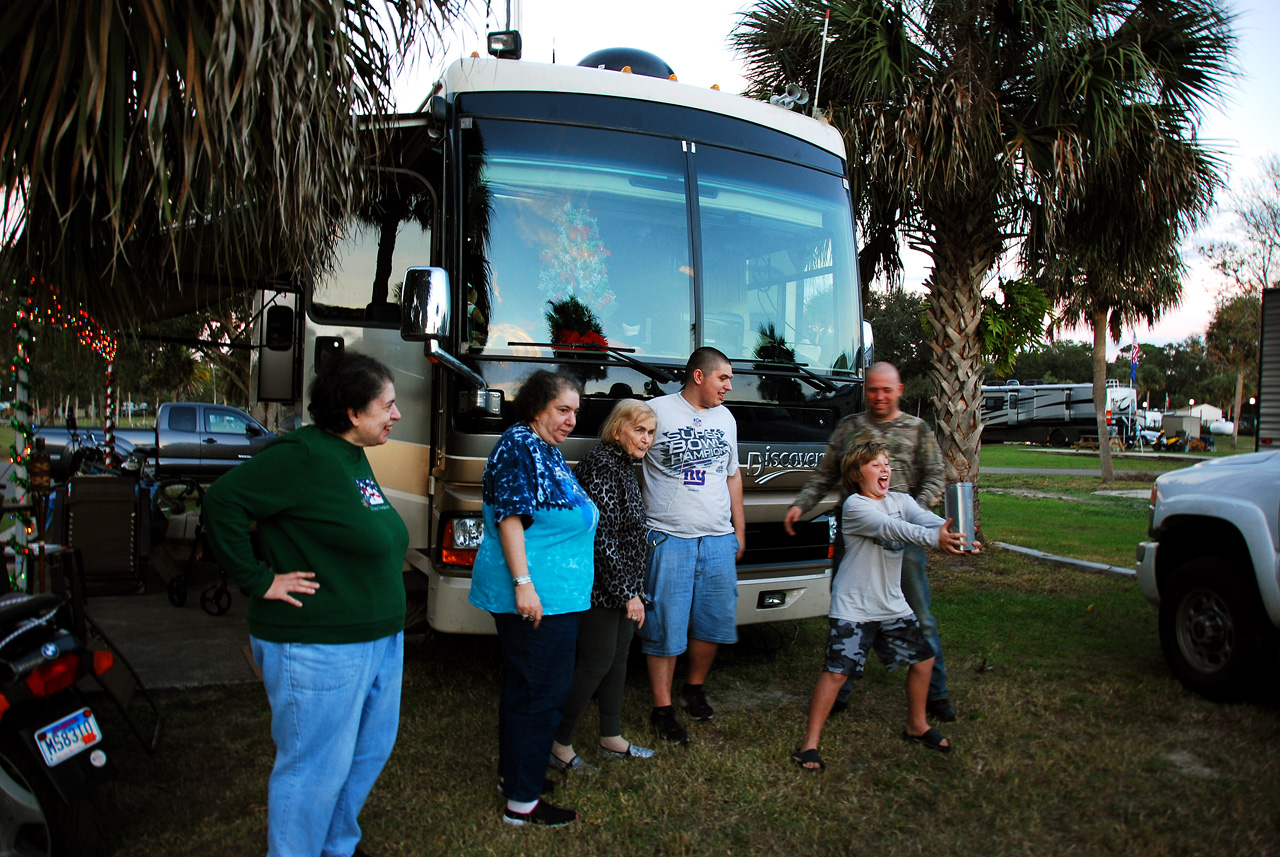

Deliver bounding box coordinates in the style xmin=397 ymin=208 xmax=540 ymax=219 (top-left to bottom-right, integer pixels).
xmin=512 ymin=575 xmax=533 ymax=586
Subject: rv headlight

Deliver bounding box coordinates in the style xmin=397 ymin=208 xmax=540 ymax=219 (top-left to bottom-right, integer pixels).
xmin=442 ymin=516 xmax=485 ymax=567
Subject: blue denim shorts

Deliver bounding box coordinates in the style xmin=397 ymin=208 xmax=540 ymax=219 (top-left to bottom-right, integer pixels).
xmin=636 ymin=530 xmax=738 ymax=657
xmin=824 ymin=616 xmax=933 ymax=677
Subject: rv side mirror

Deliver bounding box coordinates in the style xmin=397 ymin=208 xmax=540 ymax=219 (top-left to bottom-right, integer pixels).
xmin=265 ymin=305 xmax=294 ymax=351
xmin=859 ymin=320 xmax=875 ymax=370
xmin=401 ymin=267 xmax=451 ymax=341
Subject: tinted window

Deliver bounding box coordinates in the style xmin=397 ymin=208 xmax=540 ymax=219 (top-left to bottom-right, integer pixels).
xmin=462 ymin=120 xmax=693 ymax=361
xmin=168 ymin=406 xmax=197 ymax=433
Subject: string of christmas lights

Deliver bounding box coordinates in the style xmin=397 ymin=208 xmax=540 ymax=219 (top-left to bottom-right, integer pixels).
xmin=6 ymin=277 xmax=118 ymax=577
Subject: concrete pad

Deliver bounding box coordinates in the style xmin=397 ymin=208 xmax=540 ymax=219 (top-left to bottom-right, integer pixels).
xmin=85 ymin=592 xmax=259 ymax=690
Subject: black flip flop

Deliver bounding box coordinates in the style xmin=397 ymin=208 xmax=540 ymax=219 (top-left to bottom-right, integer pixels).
xmin=790 ymin=747 xmax=826 ymax=771
xmin=902 ymin=727 xmax=951 ymax=753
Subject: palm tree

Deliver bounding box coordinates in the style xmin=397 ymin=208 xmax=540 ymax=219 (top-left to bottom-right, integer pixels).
xmin=0 ymin=0 xmax=461 ymax=322
xmin=732 ymin=0 xmax=1236 ymax=485
xmin=1036 ymin=112 xmax=1221 ymax=481
xmin=1206 ymin=291 xmax=1262 ymax=449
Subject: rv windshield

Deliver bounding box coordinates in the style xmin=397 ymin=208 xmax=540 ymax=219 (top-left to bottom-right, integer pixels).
xmin=462 ymin=119 xmax=860 ymax=373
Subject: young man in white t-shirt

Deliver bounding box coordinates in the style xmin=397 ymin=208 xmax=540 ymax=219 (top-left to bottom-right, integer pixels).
xmin=638 ymin=347 xmax=745 ymax=744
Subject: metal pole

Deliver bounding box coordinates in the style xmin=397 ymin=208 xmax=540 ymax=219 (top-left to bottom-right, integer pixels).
xmin=812 ymin=3 xmax=831 ymax=119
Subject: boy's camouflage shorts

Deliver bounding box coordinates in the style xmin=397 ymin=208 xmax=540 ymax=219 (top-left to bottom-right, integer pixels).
xmin=824 ymin=615 xmax=933 ymax=677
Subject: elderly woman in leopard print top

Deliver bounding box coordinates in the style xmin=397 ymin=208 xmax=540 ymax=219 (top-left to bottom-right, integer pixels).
xmin=550 ymin=399 xmax=659 ymax=771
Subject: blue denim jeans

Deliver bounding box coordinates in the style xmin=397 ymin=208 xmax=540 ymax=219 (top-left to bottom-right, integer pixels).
xmin=636 ymin=531 xmax=739 ymax=657
xmin=836 ymin=545 xmax=950 ymax=704
xmin=251 ymin=633 xmax=404 ymax=857
xmin=492 ymin=611 xmax=581 ymax=802
xmin=899 ymin=544 xmax=949 ymax=701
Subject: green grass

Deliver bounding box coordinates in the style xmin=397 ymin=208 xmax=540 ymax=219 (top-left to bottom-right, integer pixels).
xmin=978 ymin=489 xmax=1149 ymax=566
xmin=978 ymin=443 xmax=1194 ymax=472
xmin=96 ymin=551 xmax=1280 ymax=856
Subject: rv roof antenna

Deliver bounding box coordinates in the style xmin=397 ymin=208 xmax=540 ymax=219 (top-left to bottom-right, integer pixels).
xmin=811 ymin=1 xmax=831 ymax=119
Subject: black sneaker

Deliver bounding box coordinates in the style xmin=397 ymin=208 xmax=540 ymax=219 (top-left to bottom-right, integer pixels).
xmin=926 ymin=698 xmax=957 ymax=722
xmin=651 ymin=706 xmax=689 ymax=744
xmin=679 ymin=684 xmax=714 ymax=721
xmin=830 ymin=699 xmax=850 ymax=715
xmin=503 ymin=800 xmax=578 ymax=827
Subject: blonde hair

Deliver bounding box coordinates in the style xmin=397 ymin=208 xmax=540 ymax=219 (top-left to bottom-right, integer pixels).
xmin=840 ymin=441 xmax=890 ymax=494
xmin=600 ymin=399 xmax=657 ymax=444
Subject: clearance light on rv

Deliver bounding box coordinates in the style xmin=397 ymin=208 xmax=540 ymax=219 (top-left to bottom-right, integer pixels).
xmin=442 ymin=517 xmax=485 ymax=567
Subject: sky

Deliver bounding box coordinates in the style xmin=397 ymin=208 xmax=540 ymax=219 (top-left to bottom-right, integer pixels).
xmin=394 ymin=0 xmax=1280 ymax=358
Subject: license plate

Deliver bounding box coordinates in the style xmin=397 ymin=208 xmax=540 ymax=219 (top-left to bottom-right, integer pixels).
xmin=35 ymin=708 xmax=103 ymax=767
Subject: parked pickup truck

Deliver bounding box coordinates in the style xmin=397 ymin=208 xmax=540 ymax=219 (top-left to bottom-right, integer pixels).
xmin=1135 ymin=451 xmax=1280 ymax=699
xmin=113 ymin=403 xmax=274 ymax=479
xmin=24 ymin=403 xmax=272 ymax=483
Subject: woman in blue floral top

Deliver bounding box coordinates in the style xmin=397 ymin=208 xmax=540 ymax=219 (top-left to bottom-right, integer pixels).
xmin=469 ymin=370 xmax=598 ymax=828
xmin=551 ymin=399 xmax=658 ymax=773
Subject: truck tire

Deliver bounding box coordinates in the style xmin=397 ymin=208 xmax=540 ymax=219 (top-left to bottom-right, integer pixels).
xmin=0 ymin=742 xmax=106 ymax=857
xmin=1157 ymin=558 xmax=1271 ymax=700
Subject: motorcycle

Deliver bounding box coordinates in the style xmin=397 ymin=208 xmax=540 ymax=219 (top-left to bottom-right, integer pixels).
xmin=0 ymin=591 xmax=116 ymax=856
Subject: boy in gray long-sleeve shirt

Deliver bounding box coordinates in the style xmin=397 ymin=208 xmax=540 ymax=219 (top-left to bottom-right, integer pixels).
xmin=789 ymin=442 xmax=978 ymax=772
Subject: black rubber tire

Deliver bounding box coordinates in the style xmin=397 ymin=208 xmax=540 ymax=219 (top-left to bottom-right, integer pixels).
xmin=201 ymin=585 xmax=232 ymax=617
xmin=1157 ymin=557 xmax=1272 ymax=700
xmin=0 ymin=743 xmax=107 ymax=857
xmin=1048 ymin=428 xmax=1068 ymax=448
xmin=167 ymin=576 xmax=188 ymax=608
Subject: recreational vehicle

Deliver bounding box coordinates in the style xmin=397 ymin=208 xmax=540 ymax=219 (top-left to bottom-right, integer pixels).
xmin=252 ymin=47 xmax=868 ymax=633
xmin=981 ymin=379 xmax=1137 ymax=446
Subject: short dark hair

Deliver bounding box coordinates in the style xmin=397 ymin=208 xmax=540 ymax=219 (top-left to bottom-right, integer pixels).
xmin=684 ymin=346 xmax=730 ymax=387
xmin=307 ymin=352 xmax=396 ymax=434
xmin=512 ymin=370 xmax=583 ymax=423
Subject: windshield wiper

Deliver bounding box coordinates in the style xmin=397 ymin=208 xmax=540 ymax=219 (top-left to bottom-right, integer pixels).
xmin=522 ymin=342 xmax=676 ymax=385
xmin=744 ymin=357 xmax=839 ymax=394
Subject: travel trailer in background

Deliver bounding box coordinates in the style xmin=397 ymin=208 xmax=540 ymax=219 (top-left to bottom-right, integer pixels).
xmin=251 ymin=45 xmax=869 ymax=633
xmin=980 ymin=379 xmax=1137 ymax=446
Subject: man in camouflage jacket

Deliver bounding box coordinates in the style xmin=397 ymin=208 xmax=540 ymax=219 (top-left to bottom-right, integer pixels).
xmin=783 ymin=362 xmax=956 ymax=721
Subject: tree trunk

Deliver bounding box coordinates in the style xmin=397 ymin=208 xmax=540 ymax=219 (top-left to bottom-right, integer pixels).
xmin=1232 ymin=369 xmax=1243 ymax=449
xmin=1092 ymin=310 xmax=1115 ymax=484
xmin=923 ymin=231 xmax=993 ymax=511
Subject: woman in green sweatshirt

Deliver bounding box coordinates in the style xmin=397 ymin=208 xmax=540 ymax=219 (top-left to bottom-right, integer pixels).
xmin=203 ymin=353 xmax=409 ymax=857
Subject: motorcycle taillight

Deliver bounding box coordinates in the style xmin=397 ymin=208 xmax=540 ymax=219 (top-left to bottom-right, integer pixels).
xmin=24 ymin=653 xmax=84 ymax=697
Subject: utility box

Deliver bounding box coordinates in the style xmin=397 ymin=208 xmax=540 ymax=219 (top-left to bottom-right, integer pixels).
xmin=1162 ymin=415 xmax=1201 ymax=439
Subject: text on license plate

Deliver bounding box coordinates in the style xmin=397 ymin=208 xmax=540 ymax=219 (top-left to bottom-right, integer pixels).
xmin=35 ymin=708 xmax=102 ymax=767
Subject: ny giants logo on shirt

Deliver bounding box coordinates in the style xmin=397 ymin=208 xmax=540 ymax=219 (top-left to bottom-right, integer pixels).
xmin=662 ymin=426 xmax=731 ymax=483
xmin=355 ymin=478 xmax=387 ymax=508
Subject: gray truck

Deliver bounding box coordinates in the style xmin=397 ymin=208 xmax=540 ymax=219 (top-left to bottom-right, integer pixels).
xmin=1135 ymin=451 xmax=1280 ymax=699
xmin=29 ymin=402 xmax=272 ymax=482
xmin=113 ymin=402 xmax=273 ymax=478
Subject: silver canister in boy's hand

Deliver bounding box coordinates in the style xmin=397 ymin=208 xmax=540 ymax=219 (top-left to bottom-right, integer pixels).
xmin=943 ymin=482 xmax=976 ymax=551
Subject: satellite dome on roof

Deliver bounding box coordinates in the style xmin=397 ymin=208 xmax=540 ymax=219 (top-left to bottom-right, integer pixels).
xmin=577 ymin=48 xmax=675 ymax=79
